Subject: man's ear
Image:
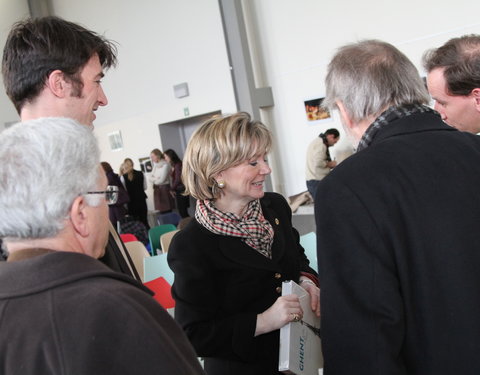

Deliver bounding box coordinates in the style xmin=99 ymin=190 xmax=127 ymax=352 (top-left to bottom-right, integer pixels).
xmin=472 ymin=88 xmax=480 ymax=112
xmin=46 ymin=70 xmax=69 ymax=98
xmin=69 ymin=196 xmax=89 ymax=238
xmin=336 ymin=100 xmax=354 ymax=129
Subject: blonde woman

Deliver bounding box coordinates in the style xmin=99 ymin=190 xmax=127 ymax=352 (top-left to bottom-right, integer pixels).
xmin=167 ymin=113 xmax=319 ymax=375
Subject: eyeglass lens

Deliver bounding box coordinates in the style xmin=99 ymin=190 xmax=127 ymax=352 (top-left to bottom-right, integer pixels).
xmin=106 ymin=185 xmax=119 ymax=204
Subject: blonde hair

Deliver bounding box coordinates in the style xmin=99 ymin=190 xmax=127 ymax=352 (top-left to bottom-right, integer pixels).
xmin=182 ymin=112 xmax=272 ymax=200
xmin=150 ymin=148 xmax=164 ymax=160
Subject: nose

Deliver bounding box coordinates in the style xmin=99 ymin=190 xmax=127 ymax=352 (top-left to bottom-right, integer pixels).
xmin=98 ymin=85 xmax=108 ymax=106
xmin=260 ymin=160 xmax=271 ymax=175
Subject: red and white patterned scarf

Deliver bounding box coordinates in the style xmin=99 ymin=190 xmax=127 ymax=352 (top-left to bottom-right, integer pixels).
xmin=195 ymin=199 xmax=274 ymax=259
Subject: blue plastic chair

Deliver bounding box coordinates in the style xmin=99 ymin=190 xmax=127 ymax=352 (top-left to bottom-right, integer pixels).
xmin=157 ymin=212 xmax=181 ymax=226
xmin=300 ymin=232 xmax=317 ymax=272
xmin=144 ymin=254 xmax=174 ymax=285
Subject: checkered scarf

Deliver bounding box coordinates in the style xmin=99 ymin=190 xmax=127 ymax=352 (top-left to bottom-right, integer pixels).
xmin=357 ymin=104 xmax=438 ymax=152
xmin=195 ymin=199 xmax=274 ymax=259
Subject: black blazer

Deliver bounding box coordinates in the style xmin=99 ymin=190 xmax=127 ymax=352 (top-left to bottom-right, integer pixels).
xmin=168 ymin=192 xmax=316 ymax=375
xmin=316 ymin=111 xmax=480 ymax=374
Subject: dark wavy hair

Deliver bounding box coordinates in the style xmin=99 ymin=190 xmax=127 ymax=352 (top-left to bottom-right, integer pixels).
xmin=164 ymin=149 xmax=182 ymax=165
xmin=2 ymin=16 xmax=117 ymax=113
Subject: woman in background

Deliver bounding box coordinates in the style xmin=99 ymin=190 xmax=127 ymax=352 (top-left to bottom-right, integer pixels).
xmin=167 ymin=113 xmax=319 ymax=375
xmin=122 ymin=158 xmax=149 ymax=229
xmin=101 ymin=161 xmax=129 ymax=227
xmin=149 ymin=149 xmax=174 ymax=214
xmin=164 ymin=149 xmax=190 ymax=218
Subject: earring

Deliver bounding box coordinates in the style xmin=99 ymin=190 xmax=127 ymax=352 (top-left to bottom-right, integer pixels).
xmin=217 ymin=180 xmax=226 ymax=189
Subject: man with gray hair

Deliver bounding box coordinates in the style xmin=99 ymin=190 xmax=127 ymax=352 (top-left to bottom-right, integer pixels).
xmin=423 ymin=35 xmax=480 ymax=134
xmin=0 ymin=118 xmax=205 ymax=375
xmin=316 ymin=40 xmax=480 ymax=374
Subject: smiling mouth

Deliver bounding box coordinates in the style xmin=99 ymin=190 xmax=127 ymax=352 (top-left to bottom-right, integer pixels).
xmin=252 ymin=181 xmax=263 ymax=186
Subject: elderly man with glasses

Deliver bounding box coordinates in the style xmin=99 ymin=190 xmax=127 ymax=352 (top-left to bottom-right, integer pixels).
xmin=0 ymin=117 xmax=205 ymax=375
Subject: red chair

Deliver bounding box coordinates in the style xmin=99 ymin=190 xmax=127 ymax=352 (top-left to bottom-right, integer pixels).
xmin=120 ymin=233 xmax=138 ymax=243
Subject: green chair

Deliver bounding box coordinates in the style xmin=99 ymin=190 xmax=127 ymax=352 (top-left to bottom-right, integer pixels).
xmin=148 ymin=224 xmax=176 ymax=255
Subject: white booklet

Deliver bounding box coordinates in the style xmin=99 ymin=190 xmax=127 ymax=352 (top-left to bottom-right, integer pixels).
xmin=278 ymin=280 xmax=323 ymax=375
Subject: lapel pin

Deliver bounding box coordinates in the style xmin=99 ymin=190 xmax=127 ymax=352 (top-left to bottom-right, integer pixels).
xmin=275 ymin=218 xmax=280 ymax=225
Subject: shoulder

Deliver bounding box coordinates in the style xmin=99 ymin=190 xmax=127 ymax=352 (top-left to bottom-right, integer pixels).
xmin=262 ymin=192 xmax=288 ymax=206
xmin=169 ymin=219 xmax=215 ymax=251
xmin=168 ymin=219 xmax=217 ymax=265
xmin=261 ymin=192 xmax=291 ymax=216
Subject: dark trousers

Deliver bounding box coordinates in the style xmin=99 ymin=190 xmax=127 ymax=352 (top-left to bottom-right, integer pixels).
xmin=306 ymin=179 xmax=321 ymax=201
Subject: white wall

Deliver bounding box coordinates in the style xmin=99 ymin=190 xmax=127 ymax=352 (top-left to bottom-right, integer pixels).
xmin=2 ymin=0 xmax=480 ymax=199
xmin=0 ymin=0 xmax=29 ymax=129
xmin=49 ymin=0 xmax=237 ymax=208
xmin=243 ymin=0 xmax=480 ymax=196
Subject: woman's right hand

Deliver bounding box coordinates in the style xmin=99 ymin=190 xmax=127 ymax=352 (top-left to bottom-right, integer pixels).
xmin=254 ymin=294 xmax=302 ymax=336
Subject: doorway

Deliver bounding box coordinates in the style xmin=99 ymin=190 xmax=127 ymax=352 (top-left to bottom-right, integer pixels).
xmin=158 ymin=111 xmax=221 ymax=217
xmin=158 ymin=110 xmax=221 ymax=159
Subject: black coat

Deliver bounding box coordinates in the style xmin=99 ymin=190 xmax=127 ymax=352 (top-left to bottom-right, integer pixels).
xmin=168 ymin=192 xmax=316 ymax=375
xmin=0 ymin=251 xmax=205 ymax=375
xmin=123 ymin=170 xmax=149 ymax=227
xmin=316 ymin=110 xmax=480 ymax=374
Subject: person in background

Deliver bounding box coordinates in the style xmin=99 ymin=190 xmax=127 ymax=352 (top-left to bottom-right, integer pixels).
xmin=305 ymin=128 xmax=340 ymax=199
xmin=149 ymin=148 xmax=174 ymax=214
xmin=423 ymin=34 xmax=480 ymax=134
xmin=168 ymin=112 xmax=319 ymax=375
xmin=1 ymin=16 xmax=136 ymax=278
xmin=0 ymin=117 xmax=205 ymax=375
xmin=100 ymin=162 xmax=129 ymax=228
xmin=121 ymin=158 xmax=149 ymax=229
xmin=164 ymin=149 xmax=190 ymax=218
xmin=317 ymin=39 xmax=480 ymax=374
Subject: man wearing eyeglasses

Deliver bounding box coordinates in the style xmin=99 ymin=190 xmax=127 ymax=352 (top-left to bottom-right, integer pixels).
xmin=0 ymin=117 xmax=205 ymax=375
xmin=1 ymin=16 xmax=138 ymax=278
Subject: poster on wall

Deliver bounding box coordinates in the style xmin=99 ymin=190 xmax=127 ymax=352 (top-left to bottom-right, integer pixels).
xmin=304 ymin=97 xmax=332 ymax=124
xmin=108 ymin=130 xmax=123 ymax=151
xmin=139 ymin=156 xmax=153 ymax=173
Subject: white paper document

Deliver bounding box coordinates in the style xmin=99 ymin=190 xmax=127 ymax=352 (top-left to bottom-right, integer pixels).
xmin=278 ymin=280 xmax=323 ymax=375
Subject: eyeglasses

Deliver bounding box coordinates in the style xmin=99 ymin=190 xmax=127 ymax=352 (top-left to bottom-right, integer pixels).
xmin=86 ymin=185 xmax=119 ymax=205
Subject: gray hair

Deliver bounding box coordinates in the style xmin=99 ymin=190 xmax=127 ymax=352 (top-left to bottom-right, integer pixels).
xmin=324 ymin=40 xmax=430 ymax=123
xmin=0 ymin=117 xmax=101 ymax=239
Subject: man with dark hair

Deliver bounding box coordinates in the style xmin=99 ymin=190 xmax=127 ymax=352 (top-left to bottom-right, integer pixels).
xmin=423 ymin=34 xmax=480 ymax=134
xmin=2 ymin=16 xmax=116 ymax=127
xmin=317 ymin=39 xmax=480 ymax=374
xmin=305 ymin=128 xmax=339 ymax=199
xmin=1 ymin=16 xmax=137 ymax=278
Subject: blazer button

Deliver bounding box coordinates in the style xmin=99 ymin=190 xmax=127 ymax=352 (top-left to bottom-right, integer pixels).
xmin=274 ymin=273 xmax=282 ymax=279
xmin=276 ymin=286 xmax=282 ymax=294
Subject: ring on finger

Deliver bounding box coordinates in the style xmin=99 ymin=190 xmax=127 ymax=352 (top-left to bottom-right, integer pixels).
xmin=291 ymin=313 xmax=300 ymax=322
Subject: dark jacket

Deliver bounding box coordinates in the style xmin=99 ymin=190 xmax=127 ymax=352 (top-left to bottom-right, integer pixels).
xmin=316 ymin=111 xmax=480 ymax=374
xmin=0 ymin=251 xmax=205 ymax=375
xmin=168 ymin=192 xmax=316 ymax=375
xmin=105 ymin=170 xmax=129 ymax=226
xmin=123 ymin=169 xmax=149 ymax=227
